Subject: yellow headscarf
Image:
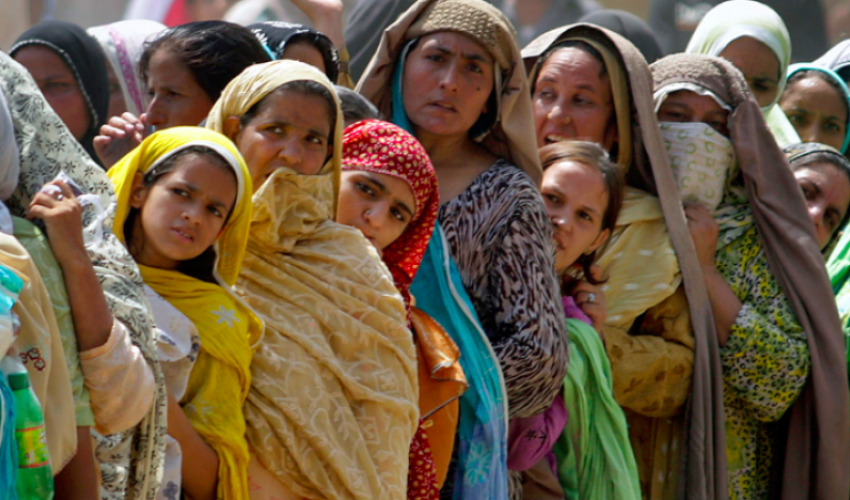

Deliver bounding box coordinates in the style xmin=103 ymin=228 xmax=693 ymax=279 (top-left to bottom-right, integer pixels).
xmin=108 ymin=126 xmax=262 ymax=500
xmin=208 ymin=60 xmax=419 ymax=500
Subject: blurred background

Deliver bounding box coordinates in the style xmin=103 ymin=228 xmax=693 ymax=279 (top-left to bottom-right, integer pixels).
xmin=2 ymin=0 xmax=848 ymax=70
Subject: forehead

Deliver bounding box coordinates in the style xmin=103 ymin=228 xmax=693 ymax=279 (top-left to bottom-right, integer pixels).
xmin=719 ymin=37 xmax=780 ymax=77
xmin=663 ymin=89 xmax=725 ymax=113
xmin=417 ymin=32 xmax=492 ymax=62
xmin=538 ymin=47 xmax=607 ymax=82
xmin=543 ymin=159 xmax=606 ymax=191
xmin=14 ymin=45 xmax=73 ymax=77
xmin=254 ymin=89 xmax=332 ymax=132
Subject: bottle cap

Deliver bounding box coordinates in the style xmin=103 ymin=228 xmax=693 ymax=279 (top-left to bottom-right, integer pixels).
xmin=8 ymin=372 xmax=29 ymax=391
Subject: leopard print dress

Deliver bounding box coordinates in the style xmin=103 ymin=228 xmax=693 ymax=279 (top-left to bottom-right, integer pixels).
xmin=716 ymin=224 xmax=810 ymax=500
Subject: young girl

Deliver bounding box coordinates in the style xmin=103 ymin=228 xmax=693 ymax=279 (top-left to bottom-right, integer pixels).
xmin=33 ymin=126 xmax=261 ymax=500
xmin=536 ymin=140 xmax=640 ymax=500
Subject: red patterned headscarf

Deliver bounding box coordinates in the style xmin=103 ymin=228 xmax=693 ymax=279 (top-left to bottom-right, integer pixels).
xmin=342 ymin=119 xmax=439 ymax=303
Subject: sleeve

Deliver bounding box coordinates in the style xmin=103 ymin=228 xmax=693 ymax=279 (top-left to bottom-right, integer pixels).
xmin=604 ymin=286 xmax=695 ymax=418
xmin=80 ymin=319 xmax=156 ymax=435
xmin=485 ymin=185 xmax=569 ymax=419
xmin=720 ymin=302 xmax=810 ymax=423
xmin=181 ymin=350 xmax=251 ymax=499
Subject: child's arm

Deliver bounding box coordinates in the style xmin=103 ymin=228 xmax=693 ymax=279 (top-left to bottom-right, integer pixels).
xmin=166 ymin=390 xmax=220 ymax=500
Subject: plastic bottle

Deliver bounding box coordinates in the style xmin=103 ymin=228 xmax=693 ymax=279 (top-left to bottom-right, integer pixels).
xmin=9 ymin=371 xmax=53 ymax=500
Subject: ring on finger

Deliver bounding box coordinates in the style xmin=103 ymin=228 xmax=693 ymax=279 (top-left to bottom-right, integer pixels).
xmin=587 ymin=292 xmax=596 ymax=304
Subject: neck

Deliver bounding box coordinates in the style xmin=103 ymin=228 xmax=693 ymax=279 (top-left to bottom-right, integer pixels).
xmin=414 ymin=127 xmax=473 ymax=171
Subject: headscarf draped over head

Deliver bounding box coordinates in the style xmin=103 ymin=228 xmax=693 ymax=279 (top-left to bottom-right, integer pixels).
xmin=356 ymin=0 xmax=543 ymax=185
xmin=0 ymin=51 xmax=164 ymax=500
xmin=88 ymin=20 xmax=167 ymax=117
xmin=10 ymin=20 xmax=110 ymax=166
xmin=578 ymin=9 xmax=664 ymax=64
xmin=249 ymin=21 xmax=340 ymax=84
xmin=341 ymin=119 xmax=438 ymax=302
xmin=815 ymin=40 xmax=850 ymax=81
xmin=684 ymin=0 xmax=799 ymax=147
xmin=653 ymin=53 xmax=850 ymax=500
xmin=785 ymin=63 xmax=850 ymax=153
xmin=208 ymin=60 xmax=419 ymax=500
xmin=108 ymin=126 xmax=261 ymax=500
xmin=0 ymin=90 xmax=20 ymax=234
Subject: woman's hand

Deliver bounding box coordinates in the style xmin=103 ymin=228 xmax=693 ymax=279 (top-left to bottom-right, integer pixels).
xmin=93 ymin=112 xmax=147 ymax=168
xmin=684 ymin=203 xmax=720 ymax=269
xmin=28 ymin=180 xmax=87 ymax=268
xmin=573 ymin=265 xmax=607 ymax=336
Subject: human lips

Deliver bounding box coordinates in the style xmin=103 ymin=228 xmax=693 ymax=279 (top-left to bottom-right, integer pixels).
xmin=544 ymin=133 xmax=573 ymax=145
xmin=428 ymin=100 xmax=457 ymax=113
xmin=171 ymin=227 xmax=195 ymax=243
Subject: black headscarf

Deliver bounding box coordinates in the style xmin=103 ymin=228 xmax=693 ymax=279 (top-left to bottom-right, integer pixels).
xmin=10 ymin=20 xmax=109 ymax=168
xmin=249 ymin=21 xmax=339 ymax=84
xmin=579 ymin=9 xmax=664 ymax=64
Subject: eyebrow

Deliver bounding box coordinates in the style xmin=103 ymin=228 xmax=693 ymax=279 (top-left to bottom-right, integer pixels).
xmin=433 ymin=46 xmax=492 ymax=64
xmin=365 ymin=175 xmax=414 ymax=218
xmin=538 ymin=75 xmax=600 ymax=94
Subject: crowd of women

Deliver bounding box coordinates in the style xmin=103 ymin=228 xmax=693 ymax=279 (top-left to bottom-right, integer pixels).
xmin=1 ymin=0 xmax=850 ymax=499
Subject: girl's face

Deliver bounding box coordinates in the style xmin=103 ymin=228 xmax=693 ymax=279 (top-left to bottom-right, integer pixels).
xmin=719 ymin=36 xmax=781 ymax=108
xmin=794 ymin=162 xmax=850 ymax=249
xmin=105 ymin=63 xmax=128 ymax=119
xmin=657 ymin=90 xmax=730 ymax=137
xmin=541 ymin=159 xmax=610 ymax=272
xmin=145 ymin=49 xmax=214 ymax=130
xmin=129 ymin=153 xmax=237 ymax=270
xmin=533 ymin=47 xmax=616 ymax=150
xmin=781 ymin=76 xmax=848 ymax=151
xmin=337 ymin=170 xmax=416 ymax=253
xmin=14 ymin=45 xmax=92 ymax=141
xmin=226 ymin=89 xmax=333 ymax=190
xmin=402 ymin=32 xmax=494 ymax=142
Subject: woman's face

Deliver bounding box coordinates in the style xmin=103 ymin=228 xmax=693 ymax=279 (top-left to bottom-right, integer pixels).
xmin=533 ymin=47 xmax=616 ymax=150
xmin=657 ymin=90 xmax=730 ymax=137
xmin=14 ymin=45 xmax=92 ymax=141
xmin=129 ymin=153 xmax=237 ymax=270
xmin=718 ymin=37 xmax=780 ymax=108
xmin=227 ymin=89 xmax=333 ymax=190
xmin=541 ymin=159 xmax=610 ymax=272
xmin=145 ymin=49 xmax=214 ymax=130
xmin=282 ymin=41 xmax=327 ymax=75
xmin=781 ymin=75 xmax=848 ymax=151
xmin=105 ymin=63 xmax=128 ymax=119
xmin=794 ymin=161 xmax=850 ymax=249
xmin=337 ymin=170 xmax=416 ymax=253
xmin=402 ymin=32 xmax=494 ymax=142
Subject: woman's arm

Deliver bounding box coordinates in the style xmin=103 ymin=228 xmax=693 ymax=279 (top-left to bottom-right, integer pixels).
xmin=167 ymin=390 xmax=219 ymax=500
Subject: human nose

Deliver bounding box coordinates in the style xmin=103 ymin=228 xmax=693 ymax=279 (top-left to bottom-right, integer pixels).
xmin=145 ymin=95 xmax=166 ymax=127
xmin=363 ymin=200 xmax=389 ymax=229
xmin=551 ymin=209 xmax=572 ymax=232
xmin=182 ymin=201 xmax=204 ymax=224
xmin=276 ymin=136 xmax=303 ymax=167
xmin=547 ymin=99 xmax=573 ymax=126
xmin=438 ymin=62 xmax=460 ymax=93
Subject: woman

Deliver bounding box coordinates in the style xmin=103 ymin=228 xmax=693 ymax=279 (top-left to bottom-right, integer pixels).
xmin=338 ymin=119 xmax=465 ymax=497
xmin=95 ymin=21 xmax=271 ymax=169
xmin=781 ymin=65 xmax=850 ymax=153
xmin=0 ymin=51 xmax=165 ymax=500
xmin=207 ymin=60 xmax=418 ymax=500
xmin=10 ymin=20 xmax=109 ymax=167
xmin=652 ymin=53 xmax=849 ymax=500
xmin=815 ymin=40 xmax=850 ymax=84
xmin=685 ymin=0 xmax=800 ymax=147
xmin=523 ymin=24 xmax=723 ymax=500
xmin=250 ymin=21 xmax=340 ymax=83
xmin=358 ymin=1 xmax=567 ymax=497
xmin=578 ymin=9 xmax=663 ymax=64
xmin=88 ymin=20 xmax=167 ymax=118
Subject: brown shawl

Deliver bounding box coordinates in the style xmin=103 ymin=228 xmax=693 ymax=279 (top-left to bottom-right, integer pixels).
xmin=652 ymin=53 xmax=850 ymax=500
xmin=355 ymin=0 xmax=542 ymax=185
xmin=523 ymin=25 xmax=728 ymax=500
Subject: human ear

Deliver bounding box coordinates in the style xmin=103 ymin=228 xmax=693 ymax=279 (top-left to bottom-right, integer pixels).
xmin=222 ymin=116 xmax=243 ymax=143
xmin=585 ymin=228 xmax=610 ymax=255
xmin=129 ymin=172 xmax=149 ymax=209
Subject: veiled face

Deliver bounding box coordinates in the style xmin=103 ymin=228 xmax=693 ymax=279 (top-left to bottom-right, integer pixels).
xmin=532 ymin=47 xmax=616 ymax=150
xmin=657 ymin=90 xmax=730 ymax=137
xmin=402 ymin=32 xmax=495 ymax=142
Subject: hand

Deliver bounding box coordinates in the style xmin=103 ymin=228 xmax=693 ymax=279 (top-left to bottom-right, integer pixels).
xmin=28 ymin=180 xmax=88 ymax=268
xmin=684 ymin=203 xmax=719 ymax=270
xmin=573 ymin=265 xmax=607 ymax=335
xmin=93 ymin=112 xmax=147 ymax=168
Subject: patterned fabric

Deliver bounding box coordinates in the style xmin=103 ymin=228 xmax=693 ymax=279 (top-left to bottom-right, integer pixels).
xmin=408 ymin=424 xmax=440 ymax=500
xmin=108 ymin=127 xmax=261 ymax=500
xmin=438 ymin=160 xmax=566 ymax=419
xmin=88 ymin=20 xmax=167 ymax=117
xmin=0 ymin=51 xmax=164 ymax=500
xmin=341 ymin=119 xmax=439 ymax=304
xmin=13 ymin=217 xmax=94 ymax=427
xmin=715 ymin=225 xmax=809 ymax=499
xmin=208 ymin=60 xmax=419 ymax=500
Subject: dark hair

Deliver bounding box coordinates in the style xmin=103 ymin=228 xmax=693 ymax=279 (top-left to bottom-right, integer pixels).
xmin=785 ymin=70 xmax=850 ymax=120
xmin=139 ymin=21 xmax=271 ymax=103
xmin=124 ymin=146 xmax=237 ymax=283
xmin=531 ymin=40 xmax=608 ymax=94
xmin=335 ymin=85 xmax=382 ymax=128
xmin=540 ymin=140 xmax=625 ymax=286
xmin=239 ymin=80 xmax=338 ymax=150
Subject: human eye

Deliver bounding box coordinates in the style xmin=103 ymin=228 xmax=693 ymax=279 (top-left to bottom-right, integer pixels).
xmin=208 ymin=205 xmax=223 ymax=218
xmin=306 ymin=134 xmax=326 ymax=146
xmin=543 ymin=192 xmax=561 ymax=206
xmin=171 ymin=187 xmax=189 ymax=198
xmin=787 ymin=113 xmax=805 ymax=125
xmin=467 ymin=62 xmax=483 ymax=74
xmin=356 ymin=181 xmax=376 ymax=197
xmin=391 ymin=206 xmax=407 ymax=222
xmin=579 ymin=210 xmax=593 ymax=222
xmin=825 ymin=120 xmax=843 ymax=133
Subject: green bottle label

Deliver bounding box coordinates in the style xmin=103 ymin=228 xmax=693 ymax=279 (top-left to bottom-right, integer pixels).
xmin=16 ymin=424 xmax=50 ymax=468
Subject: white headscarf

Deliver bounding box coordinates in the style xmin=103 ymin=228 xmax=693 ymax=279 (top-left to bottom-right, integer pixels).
xmin=0 ymin=91 xmax=20 ymax=234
